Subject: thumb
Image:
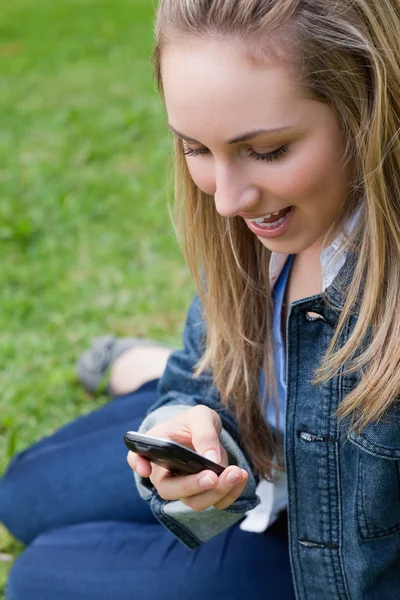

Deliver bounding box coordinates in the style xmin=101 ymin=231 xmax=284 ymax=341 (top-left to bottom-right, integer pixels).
xmin=186 ymin=406 xmax=225 ymax=465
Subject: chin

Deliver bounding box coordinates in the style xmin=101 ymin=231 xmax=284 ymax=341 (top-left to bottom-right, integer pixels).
xmin=257 ymin=235 xmax=320 ymax=256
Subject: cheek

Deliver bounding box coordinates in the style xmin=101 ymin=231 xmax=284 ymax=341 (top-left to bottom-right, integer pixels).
xmin=271 ymin=141 xmax=348 ymax=204
xmin=280 ymin=160 xmax=325 ymax=200
xmin=186 ymin=160 xmax=216 ymax=195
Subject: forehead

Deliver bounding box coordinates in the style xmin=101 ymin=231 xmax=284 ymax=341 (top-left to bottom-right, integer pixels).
xmin=161 ymin=37 xmax=306 ymax=136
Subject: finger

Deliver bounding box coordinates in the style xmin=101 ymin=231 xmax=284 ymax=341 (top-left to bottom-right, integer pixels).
xmin=127 ymin=451 xmax=152 ymax=478
xmin=151 ymin=469 xmax=219 ymax=500
xmin=181 ymin=466 xmax=247 ymax=512
xmin=146 ymin=424 xmax=193 ymax=449
xmin=185 ymin=406 xmax=224 ymax=464
xmin=213 ymin=469 xmax=249 ymax=510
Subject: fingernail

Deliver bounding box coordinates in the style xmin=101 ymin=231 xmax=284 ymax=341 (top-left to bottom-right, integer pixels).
xmin=204 ymin=450 xmax=218 ymax=463
xmin=199 ymin=475 xmax=215 ymax=488
xmin=241 ymin=469 xmax=248 ymax=478
xmin=226 ymin=471 xmax=240 ymax=484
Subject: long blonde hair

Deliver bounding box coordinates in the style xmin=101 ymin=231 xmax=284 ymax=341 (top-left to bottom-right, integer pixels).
xmin=153 ymin=0 xmax=400 ymax=478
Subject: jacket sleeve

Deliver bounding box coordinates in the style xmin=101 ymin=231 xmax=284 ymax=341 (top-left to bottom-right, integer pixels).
xmin=133 ymin=294 xmax=260 ymax=549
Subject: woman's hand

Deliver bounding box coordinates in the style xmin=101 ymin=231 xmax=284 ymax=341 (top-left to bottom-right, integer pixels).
xmin=127 ymin=405 xmax=248 ymax=511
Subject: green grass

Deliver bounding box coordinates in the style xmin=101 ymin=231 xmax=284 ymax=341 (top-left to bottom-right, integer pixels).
xmin=0 ymin=0 xmax=195 ymax=593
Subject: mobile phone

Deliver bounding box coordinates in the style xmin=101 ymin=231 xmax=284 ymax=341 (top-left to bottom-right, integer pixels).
xmin=124 ymin=431 xmax=225 ymax=476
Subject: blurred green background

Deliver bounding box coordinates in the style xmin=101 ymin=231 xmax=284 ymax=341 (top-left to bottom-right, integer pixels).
xmin=0 ymin=0 xmax=194 ymax=591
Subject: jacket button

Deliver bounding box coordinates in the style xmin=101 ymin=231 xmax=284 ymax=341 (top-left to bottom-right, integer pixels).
xmin=305 ymin=311 xmax=326 ymax=322
xmin=299 ymin=431 xmax=325 ymax=442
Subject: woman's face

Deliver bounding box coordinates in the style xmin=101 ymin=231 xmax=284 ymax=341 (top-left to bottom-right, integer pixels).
xmin=161 ymin=37 xmax=353 ymax=255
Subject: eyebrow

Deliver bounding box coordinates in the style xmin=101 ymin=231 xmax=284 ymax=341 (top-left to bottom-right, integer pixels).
xmin=168 ymin=124 xmax=294 ymax=145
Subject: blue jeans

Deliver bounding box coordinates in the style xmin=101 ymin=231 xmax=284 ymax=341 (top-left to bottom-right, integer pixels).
xmin=0 ymin=380 xmax=295 ymax=600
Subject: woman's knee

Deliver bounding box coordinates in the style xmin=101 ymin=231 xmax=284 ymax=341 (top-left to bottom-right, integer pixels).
xmin=6 ymin=550 xmax=32 ymax=600
xmin=0 ymin=451 xmax=36 ymax=544
xmin=0 ymin=438 xmax=58 ymax=544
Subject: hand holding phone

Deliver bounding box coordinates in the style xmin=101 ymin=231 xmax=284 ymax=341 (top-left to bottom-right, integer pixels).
xmin=126 ymin=405 xmax=248 ymax=513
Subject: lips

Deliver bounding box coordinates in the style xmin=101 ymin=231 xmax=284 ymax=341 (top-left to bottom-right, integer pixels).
xmin=244 ymin=206 xmax=294 ymax=239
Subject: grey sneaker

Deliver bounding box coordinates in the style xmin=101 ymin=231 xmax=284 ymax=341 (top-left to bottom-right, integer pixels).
xmin=76 ymin=335 xmax=173 ymax=393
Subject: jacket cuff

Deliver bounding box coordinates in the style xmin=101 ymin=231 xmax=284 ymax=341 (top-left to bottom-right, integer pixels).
xmin=133 ymin=405 xmax=260 ymax=548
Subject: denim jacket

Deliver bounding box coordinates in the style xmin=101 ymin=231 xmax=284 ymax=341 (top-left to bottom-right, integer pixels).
xmin=134 ymin=255 xmax=400 ymax=600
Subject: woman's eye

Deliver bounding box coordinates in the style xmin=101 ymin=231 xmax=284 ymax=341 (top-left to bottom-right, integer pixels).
xmin=182 ymin=142 xmax=289 ymax=162
xmin=183 ymin=144 xmax=210 ymax=157
xmin=248 ymin=145 xmax=289 ymax=162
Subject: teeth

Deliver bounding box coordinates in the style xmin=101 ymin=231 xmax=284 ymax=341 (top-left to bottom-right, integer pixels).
xmin=248 ymin=213 xmax=270 ymax=223
xmin=248 ymin=210 xmax=282 ymax=223
xmin=257 ymin=214 xmax=271 ymax=222
xmin=257 ymin=215 xmax=287 ymax=229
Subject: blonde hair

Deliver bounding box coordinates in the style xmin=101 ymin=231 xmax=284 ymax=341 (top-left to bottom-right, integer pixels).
xmin=153 ymin=0 xmax=400 ymax=478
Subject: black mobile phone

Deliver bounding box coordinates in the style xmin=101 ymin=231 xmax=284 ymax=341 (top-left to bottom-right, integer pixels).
xmin=124 ymin=431 xmax=225 ymax=476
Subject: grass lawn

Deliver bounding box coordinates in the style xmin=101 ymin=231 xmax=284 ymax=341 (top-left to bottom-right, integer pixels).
xmin=0 ymin=0 xmax=195 ymax=593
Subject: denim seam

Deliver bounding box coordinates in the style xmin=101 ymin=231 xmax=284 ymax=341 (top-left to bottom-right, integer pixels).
xmin=356 ymin=449 xmax=400 ymax=540
xmin=334 ymin=328 xmax=352 ymax=600
xmin=356 ymin=451 xmax=369 ymax=538
xmin=332 ymin=322 xmax=350 ymax=600
xmin=348 ymin=435 xmax=400 ymax=459
xmin=321 ymin=373 xmax=343 ymax=598
xmin=333 ymin=444 xmax=351 ymax=600
xmin=288 ymin=307 xmax=307 ymax=600
xmin=314 ymin=322 xmax=336 ymax=596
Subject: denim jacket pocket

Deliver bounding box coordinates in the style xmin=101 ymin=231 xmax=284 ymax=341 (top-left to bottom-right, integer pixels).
xmin=348 ymin=405 xmax=400 ymax=540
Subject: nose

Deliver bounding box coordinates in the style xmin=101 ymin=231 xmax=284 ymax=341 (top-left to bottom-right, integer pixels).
xmin=213 ymin=161 xmax=260 ymax=218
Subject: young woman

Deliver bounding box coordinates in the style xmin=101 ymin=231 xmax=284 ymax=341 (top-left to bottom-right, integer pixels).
xmin=1 ymin=0 xmax=400 ymax=598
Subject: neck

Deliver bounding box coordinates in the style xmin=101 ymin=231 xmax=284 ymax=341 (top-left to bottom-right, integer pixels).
xmin=297 ymin=236 xmax=323 ymax=262
xmin=288 ymin=239 xmax=323 ymax=302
